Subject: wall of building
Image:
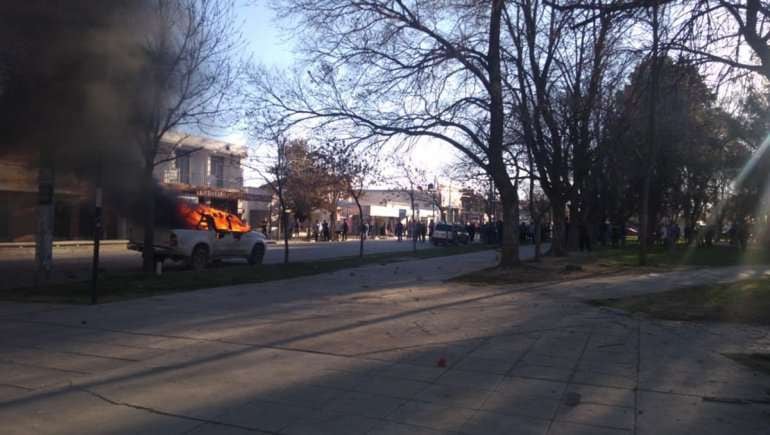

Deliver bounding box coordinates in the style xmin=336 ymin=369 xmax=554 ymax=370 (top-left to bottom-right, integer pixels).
xmin=155 ymin=147 xmax=244 ymax=189
xmin=0 ymin=133 xmax=248 ymax=242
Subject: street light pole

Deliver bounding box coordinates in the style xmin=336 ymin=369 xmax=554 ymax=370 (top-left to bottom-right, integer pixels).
xmin=90 ymin=152 xmax=103 ymax=305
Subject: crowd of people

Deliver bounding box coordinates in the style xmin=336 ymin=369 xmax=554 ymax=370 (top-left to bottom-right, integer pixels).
xmin=262 ymin=215 xmax=755 ymax=252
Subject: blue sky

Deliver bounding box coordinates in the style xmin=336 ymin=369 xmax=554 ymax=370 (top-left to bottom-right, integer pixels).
xmin=239 ymin=1 xmax=294 ymax=67
xmin=234 ymin=1 xmax=457 ymax=186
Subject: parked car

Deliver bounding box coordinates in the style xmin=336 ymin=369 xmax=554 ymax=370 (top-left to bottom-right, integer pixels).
xmin=128 ymin=204 xmax=267 ymax=271
xmin=431 ymin=223 xmax=469 ymax=245
xmin=453 ymin=224 xmax=470 ymax=244
xmin=129 ymin=226 xmax=267 ymax=271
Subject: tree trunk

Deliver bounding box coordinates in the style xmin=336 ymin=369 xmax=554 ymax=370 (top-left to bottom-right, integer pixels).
xmin=141 ymin=163 xmax=156 ymax=274
xmin=568 ymin=201 xmax=580 ymax=251
xmin=330 ymin=208 xmax=338 ymax=241
xmin=356 ymin=200 xmax=364 ymax=258
xmin=639 ymin=175 xmax=650 ymax=264
xmin=410 ymin=193 xmax=417 ymax=254
xmin=282 ymin=206 xmax=289 ymax=264
xmin=35 ymin=157 xmax=55 ymax=286
xmin=498 ymin=187 xmax=520 ymax=267
xmin=641 ymin=2 xmax=660 ymax=266
xmin=488 ymin=0 xmax=519 ymax=267
xmin=551 ymin=200 xmax=567 ymax=256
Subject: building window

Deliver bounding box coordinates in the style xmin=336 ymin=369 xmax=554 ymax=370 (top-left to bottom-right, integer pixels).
xmin=176 ymin=151 xmax=190 ymax=184
xmin=210 ymin=156 xmax=224 ymax=187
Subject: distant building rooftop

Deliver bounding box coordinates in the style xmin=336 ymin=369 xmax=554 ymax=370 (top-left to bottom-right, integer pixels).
xmin=161 ymin=131 xmax=247 ymax=157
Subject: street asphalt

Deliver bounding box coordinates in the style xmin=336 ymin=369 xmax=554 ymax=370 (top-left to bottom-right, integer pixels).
xmin=0 ymin=238 xmax=452 ymax=290
xmin=0 ymin=249 xmax=768 ymax=434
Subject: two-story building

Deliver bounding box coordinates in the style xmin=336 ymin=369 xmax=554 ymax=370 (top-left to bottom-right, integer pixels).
xmin=0 ymin=132 xmax=259 ymax=242
xmin=155 ymin=131 xmax=248 ymax=214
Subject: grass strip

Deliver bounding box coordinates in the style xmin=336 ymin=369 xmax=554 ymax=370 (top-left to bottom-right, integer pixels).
xmin=590 ymin=278 xmax=770 ymax=325
xmin=593 ymin=244 xmax=770 ymax=268
xmin=1 ymin=244 xmax=494 ymax=305
xmin=723 ymin=353 xmax=770 ymax=376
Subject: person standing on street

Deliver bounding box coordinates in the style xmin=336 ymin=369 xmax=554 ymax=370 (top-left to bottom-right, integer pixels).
xmin=467 ymin=222 xmax=475 ymax=242
xmin=396 ymin=220 xmax=404 ymax=241
xmin=322 ymin=220 xmax=330 ymax=242
xmin=342 ymin=220 xmax=349 ymax=241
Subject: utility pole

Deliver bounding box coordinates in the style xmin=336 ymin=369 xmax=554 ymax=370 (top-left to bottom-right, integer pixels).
xmin=35 ymin=142 xmax=55 ymax=287
xmin=447 ymin=178 xmax=452 ymax=223
xmin=640 ymin=1 xmax=660 ymax=266
xmin=90 ymin=151 xmax=103 ymax=305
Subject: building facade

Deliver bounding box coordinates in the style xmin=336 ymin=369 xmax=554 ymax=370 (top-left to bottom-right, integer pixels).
xmin=0 ymin=132 xmax=254 ymax=242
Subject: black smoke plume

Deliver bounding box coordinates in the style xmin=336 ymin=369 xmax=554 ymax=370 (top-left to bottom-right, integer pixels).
xmin=0 ymin=1 xmax=184 ymax=227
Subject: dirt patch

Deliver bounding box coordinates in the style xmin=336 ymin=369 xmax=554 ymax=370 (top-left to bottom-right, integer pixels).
xmin=591 ymin=278 xmax=770 ymax=325
xmin=450 ymin=253 xmax=642 ymax=285
xmin=724 ymin=353 xmax=770 ymax=375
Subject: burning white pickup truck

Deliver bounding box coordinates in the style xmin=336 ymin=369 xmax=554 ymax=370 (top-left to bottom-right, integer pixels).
xmin=128 ymin=202 xmax=266 ymax=271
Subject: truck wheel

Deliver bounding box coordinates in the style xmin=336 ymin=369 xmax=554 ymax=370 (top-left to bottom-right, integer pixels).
xmin=248 ymin=244 xmax=265 ymax=265
xmin=189 ymin=245 xmax=209 ymax=271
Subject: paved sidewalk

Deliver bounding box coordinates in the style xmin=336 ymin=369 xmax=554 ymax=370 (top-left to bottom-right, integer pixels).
xmin=0 ymin=253 xmax=768 ymax=434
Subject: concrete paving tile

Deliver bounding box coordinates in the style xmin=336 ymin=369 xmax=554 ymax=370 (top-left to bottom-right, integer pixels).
xmin=571 ymin=370 xmax=636 ymax=389
xmin=42 ymin=340 xmax=168 ymax=361
xmin=496 ymin=377 xmax=567 ymax=399
xmin=555 ymin=402 xmax=634 ymax=430
xmin=271 ymin=385 xmax=344 ymax=409
xmin=0 ymin=384 xmax=32 ymax=403
xmin=307 ymin=369 xmax=370 ymax=391
xmin=386 ymin=401 xmax=474 ymax=431
xmin=521 ymin=352 xmax=578 ymax=369
xmin=460 ymin=410 xmax=548 ymax=435
xmin=510 ymin=363 xmax=573 ymax=382
xmin=576 ymin=362 xmax=636 ymax=378
xmin=1 ymin=346 xmax=131 ymax=374
xmin=435 ymin=370 xmax=504 ymax=390
xmin=368 ymin=421 xmax=459 ymax=435
xmin=281 ymin=414 xmax=381 ymax=435
xmin=481 ymin=390 xmax=560 ymax=419
xmin=452 ymin=356 xmax=513 ymax=375
xmin=365 ymin=350 xmax=416 ymax=363
xmin=414 ymin=384 xmax=492 ymax=409
xmin=562 ymin=384 xmax=635 ymax=408
xmin=637 ymin=390 xmax=770 ymax=435
xmin=185 ymin=423 xmax=265 ymax=435
xmin=407 ymin=349 xmax=472 ymax=368
xmin=379 ymin=363 xmax=446 ymax=382
xmin=0 ymin=361 xmax=85 ymax=390
xmin=143 ymin=336 xmax=206 ymax=350
xmin=546 ymin=421 xmax=630 ymax=435
xmin=356 ymin=376 xmax=431 ymax=399
xmin=212 ymin=399 xmax=320 ymax=432
xmin=0 ymin=388 xmax=201 ymax=435
xmin=581 ymin=352 xmax=636 ymax=366
xmin=638 ymin=367 xmax=768 ymax=398
xmin=468 ymin=344 xmax=529 ymax=360
xmin=323 ymin=391 xmax=405 ymax=418
xmin=334 ymin=359 xmax=394 ymax=376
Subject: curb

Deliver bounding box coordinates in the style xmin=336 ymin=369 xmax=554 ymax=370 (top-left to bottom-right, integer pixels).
xmin=0 ymin=240 xmax=129 ymax=249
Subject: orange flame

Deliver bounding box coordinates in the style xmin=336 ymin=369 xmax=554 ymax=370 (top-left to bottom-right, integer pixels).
xmin=176 ymin=201 xmax=251 ymax=233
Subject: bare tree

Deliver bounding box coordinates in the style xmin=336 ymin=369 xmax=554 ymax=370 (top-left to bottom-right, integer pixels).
xmin=316 ymin=142 xmax=378 ymax=258
xmin=254 ymin=0 xmax=522 ymax=266
xmin=505 ymin=1 xmax=628 ymax=256
xmin=268 ymin=137 xmax=292 ymax=264
xmin=392 ymin=160 xmax=431 ymax=253
xmin=135 ymin=0 xmax=241 ymax=273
